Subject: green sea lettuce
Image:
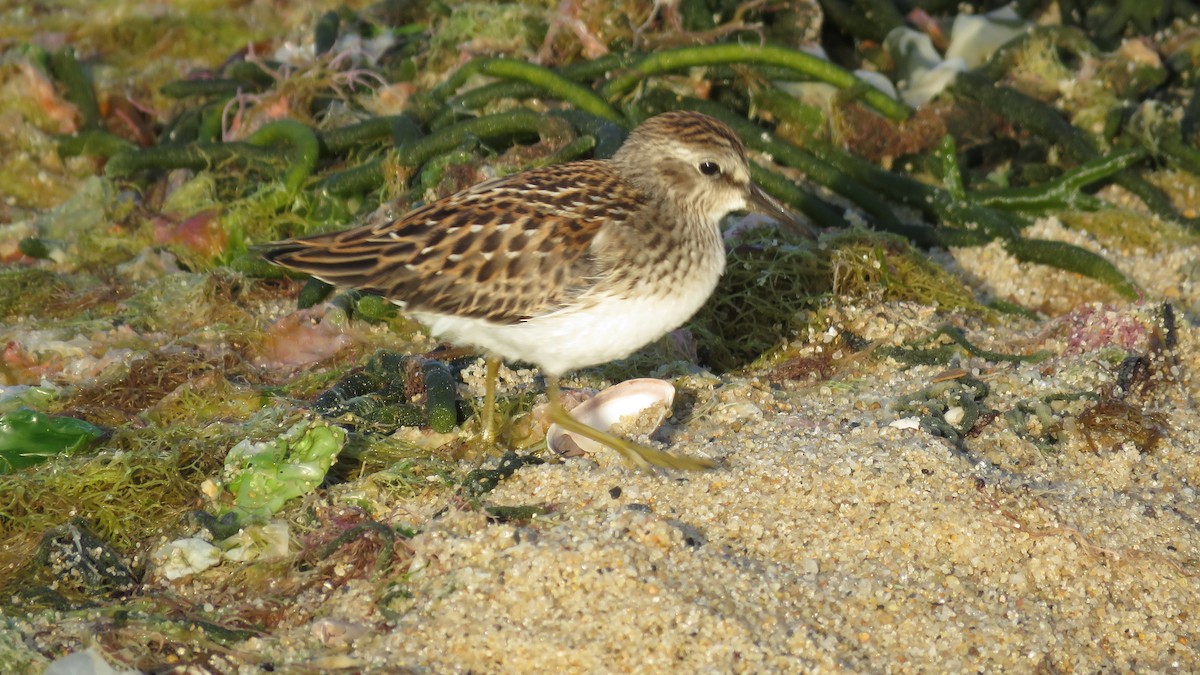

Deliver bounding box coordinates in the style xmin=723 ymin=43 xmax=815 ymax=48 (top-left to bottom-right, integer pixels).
xmin=221 ymin=419 xmax=346 ymax=520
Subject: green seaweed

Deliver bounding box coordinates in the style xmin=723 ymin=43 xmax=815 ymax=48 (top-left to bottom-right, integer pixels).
xmin=104 ymin=141 xmax=280 ymax=180
xmin=421 ymin=360 xmax=459 ymax=433
xmin=45 ymin=46 xmax=100 ymax=130
xmin=310 ymin=519 xmax=399 ymax=577
xmin=430 ymin=58 xmax=625 ymax=125
xmin=951 ymin=72 xmax=1190 ymax=228
xmin=969 ymin=148 xmax=1147 ymax=212
xmin=106 ymin=119 xmax=319 ymax=202
xmin=16 ymin=237 xmax=50 ymax=259
xmin=688 ymin=228 xmax=988 ymax=372
xmin=1003 ymin=237 xmax=1137 ymax=300
xmin=318 ymin=110 xmax=576 ymax=199
xmin=688 ymin=232 xmax=824 ymax=371
xmin=880 ymin=324 xmax=1051 ymax=366
xmin=308 ymin=351 xmax=460 ymax=434
xmin=818 ymin=0 xmax=907 ymax=42
xmin=460 ymin=451 xmax=546 ymax=498
xmin=160 ymin=78 xmax=268 ymax=98
xmin=354 ymin=293 xmax=399 ymax=322
xmin=1006 ymin=391 xmax=1101 ymax=452
xmin=319 ymin=114 xmax=422 ymax=155
xmin=296 ymin=277 xmax=334 ymax=308
xmin=314 ymin=10 xmax=341 ymax=56
xmin=894 ymin=376 xmax=992 ymax=448
xmin=56 ymin=129 xmax=135 ymax=158
xmin=0 ymin=423 xmax=230 ymax=570
xmin=601 ymin=44 xmax=910 ymax=121
xmin=0 ymin=408 xmax=106 ymax=474
xmin=220 ymin=419 xmax=347 ymax=522
xmin=244 ymin=119 xmax=321 ymax=195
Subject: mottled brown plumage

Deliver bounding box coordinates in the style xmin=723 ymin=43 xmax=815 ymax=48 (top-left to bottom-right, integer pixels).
xmin=266 ymin=160 xmax=634 ymax=324
xmin=265 ymin=111 xmax=798 ymax=470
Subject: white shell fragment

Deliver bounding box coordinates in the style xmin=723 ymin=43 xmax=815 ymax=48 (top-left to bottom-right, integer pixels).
xmin=150 ymin=537 xmax=222 ymax=581
xmin=943 ymin=406 xmax=966 ymax=427
xmin=221 ymin=520 xmax=291 ymax=563
xmin=547 ymin=378 xmax=676 ymax=457
xmin=888 ymin=416 xmax=922 ymax=430
xmin=43 ymin=647 xmax=142 ymax=675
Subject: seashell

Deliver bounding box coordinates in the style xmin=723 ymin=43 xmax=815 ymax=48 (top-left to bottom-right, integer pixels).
xmin=547 ymin=378 xmax=675 ymax=457
xmin=150 ymin=537 xmax=221 ymax=581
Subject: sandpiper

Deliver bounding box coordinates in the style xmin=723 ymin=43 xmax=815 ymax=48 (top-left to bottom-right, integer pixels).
xmin=265 ymin=110 xmax=799 ymax=470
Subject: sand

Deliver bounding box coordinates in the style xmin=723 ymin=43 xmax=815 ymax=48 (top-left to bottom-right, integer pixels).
xmin=220 ymin=241 xmax=1200 ymax=672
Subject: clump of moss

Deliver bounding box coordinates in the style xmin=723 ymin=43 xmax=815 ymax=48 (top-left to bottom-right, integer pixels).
xmin=689 ymin=229 xmax=982 ymax=373
xmin=143 ymin=371 xmax=268 ymax=427
xmin=352 ymin=440 xmax=459 ymax=494
xmin=69 ymin=3 xmax=298 ymax=110
xmin=1074 ymin=399 xmax=1166 ymax=454
xmin=0 ymin=267 xmax=69 ymax=319
xmin=278 ymin=359 xmax=360 ymax=400
xmin=4 ymin=173 xmax=155 ymax=276
xmin=58 ymin=349 xmax=237 ymax=426
xmin=689 ymin=229 xmax=826 ymax=372
xmin=764 ymin=344 xmax=839 ymax=384
xmin=830 ymin=231 xmax=980 ymax=310
xmin=1000 ymin=33 xmax=1111 ymax=135
xmin=1058 ymin=207 xmax=1195 ymax=253
xmin=0 ymin=424 xmax=230 ymax=580
xmin=422 ymin=2 xmax=547 ymax=77
xmin=0 ymin=60 xmax=93 ymax=209
xmin=117 ymin=271 xmax=258 ymax=335
xmin=999 ymin=32 xmax=1165 ymax=144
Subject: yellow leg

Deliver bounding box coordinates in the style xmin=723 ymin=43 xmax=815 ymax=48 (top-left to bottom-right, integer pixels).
xmin=480 ymin=357 xmax=500 ymax=447
xmin=545 ymin=375 xmax=715 ymax=472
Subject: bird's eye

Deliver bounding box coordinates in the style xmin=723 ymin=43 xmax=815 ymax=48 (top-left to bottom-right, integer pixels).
xmin=699 ymin=161 xmax=721 ymax=176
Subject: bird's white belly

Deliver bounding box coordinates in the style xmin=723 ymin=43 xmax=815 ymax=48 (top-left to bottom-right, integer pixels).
xmin=415 ymin=276 xmax=719 ymax=376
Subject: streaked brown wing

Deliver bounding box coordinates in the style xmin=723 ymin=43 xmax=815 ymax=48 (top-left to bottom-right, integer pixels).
xmin=264 ymin=160 xmax=640 ymax=324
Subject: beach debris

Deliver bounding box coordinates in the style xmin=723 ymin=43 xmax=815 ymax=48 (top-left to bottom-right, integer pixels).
xmin=547 ymin=378 xmax=675 ymax=457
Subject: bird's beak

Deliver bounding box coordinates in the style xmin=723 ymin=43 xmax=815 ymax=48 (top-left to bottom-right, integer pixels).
xmin=746 ymin=182 xmax=816 ymax=240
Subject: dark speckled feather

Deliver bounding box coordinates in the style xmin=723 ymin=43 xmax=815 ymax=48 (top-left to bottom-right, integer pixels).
xmin=265 ymin=160 xmax=639 ymax=324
